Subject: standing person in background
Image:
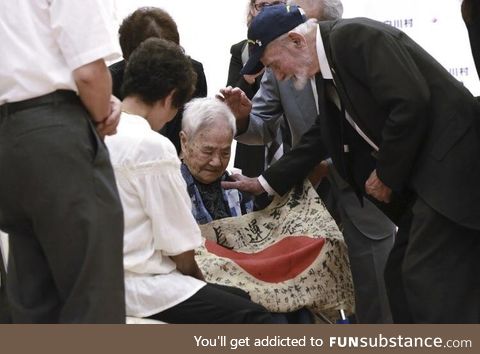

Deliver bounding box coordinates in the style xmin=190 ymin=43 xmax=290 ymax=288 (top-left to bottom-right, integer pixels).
xmin=0 ymin=0 xmax=125 ymax=323
xmin=109 ymin=7 xmax=207 ymax=153
xmin=227 ymin=0 xmax=290 ymax=187
xmin=221 ymin=0 xmax=395 ymax=323
xmin=462 ymin=0 xmax=480 ymax=80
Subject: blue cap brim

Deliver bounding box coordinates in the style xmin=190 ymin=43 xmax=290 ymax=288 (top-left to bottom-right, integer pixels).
xmin=240 ymin=47 xmax=265 ymax=76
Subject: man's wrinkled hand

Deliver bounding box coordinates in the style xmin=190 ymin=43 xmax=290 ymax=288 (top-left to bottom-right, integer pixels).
xmin=216 ymin=86 xmax=252 ymax=133
xmin=96 ymin=95 xmax=121 ymax=139
xmin=221 ymin=174 xmax=265 ymax=196
xmin=365 ymin=169 xmax=392 ymax=203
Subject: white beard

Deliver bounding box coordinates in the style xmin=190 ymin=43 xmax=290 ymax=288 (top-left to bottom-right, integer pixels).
xmin=292 ymin=74 xmax=309 ymax=90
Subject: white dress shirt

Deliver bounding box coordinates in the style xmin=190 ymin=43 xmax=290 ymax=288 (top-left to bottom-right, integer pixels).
xmin=106 ymin=113 xmax=206 ymax=317
xmin=0 ymin=0 xmax=121 ymax=104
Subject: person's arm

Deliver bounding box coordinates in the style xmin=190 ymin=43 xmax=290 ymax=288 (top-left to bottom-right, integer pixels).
xmin=219 ymin=69 xmax=285 ymax=142
xmin=170 ymin=251 xmax=205 ymax=281
xmin=73 ymin=59 xmax=112 ymax=123
xmin=262 ymin=117 xmax=328 ymax=195
xmin=95 ymin=95 xmax=121 ymax=138
xmin=223 ymin=117 xmax=329 ymax=196
xmin=74 ymin=59 xmax=121 ymax=138
xmin=218 ymin=86 xmax=252 ymax=134
xmin=222 ymin=174 xmax=266 ymax=196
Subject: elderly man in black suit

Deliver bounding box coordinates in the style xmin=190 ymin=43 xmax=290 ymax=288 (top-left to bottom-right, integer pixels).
xmin=222 ymin=4 xmax=480 ymax=323
xmin=222 ymin=0 xmax=396 ymax=324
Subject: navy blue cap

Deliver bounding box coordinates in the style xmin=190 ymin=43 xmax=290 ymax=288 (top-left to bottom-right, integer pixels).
xmin=240 ymin=5 xmax=306 ymax=75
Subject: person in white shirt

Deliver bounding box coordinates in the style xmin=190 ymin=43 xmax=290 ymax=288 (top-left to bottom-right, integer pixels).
xmin=106 ymin=38 xmax=276 ymax=323
xmin=0 ymin=0 xmax=125 ymax=323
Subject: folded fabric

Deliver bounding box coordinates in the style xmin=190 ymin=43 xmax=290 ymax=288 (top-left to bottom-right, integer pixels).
xmin=195 ymin=180 xmax=355 ymax=322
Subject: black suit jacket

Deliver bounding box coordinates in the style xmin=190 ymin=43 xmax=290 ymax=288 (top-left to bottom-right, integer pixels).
xmin=265 ymin=18 xmax=480 ymax=229
xmin=109 ymin=57 xmax=207 ymax=153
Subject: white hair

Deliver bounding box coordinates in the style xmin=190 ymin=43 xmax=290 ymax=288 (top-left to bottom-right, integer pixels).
xmin=182 ymin=97 xmax=237 ymax=139
xmin=292 ymin=18 xmax=318 ymax=36
xmin=288 ymin=0 xmax=343 ymax=20
xmin=275 ymin=18 xmax=318 ymax=46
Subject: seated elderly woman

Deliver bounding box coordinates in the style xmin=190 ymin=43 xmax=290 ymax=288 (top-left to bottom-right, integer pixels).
xmin=179 ymin=98 xmax=314 ymax=323
xmin=179 ymin=97 xmax=254 ymax=224
xmin=105 ymin=37 xmax=277 ymax=324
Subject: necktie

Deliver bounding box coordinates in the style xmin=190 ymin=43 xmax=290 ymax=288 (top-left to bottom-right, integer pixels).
xmin=265 ymin=117 xmax=291 ymax=168
xmin=265 ymin=125 xmax=284 ymax=168
xmin=317 ymin=77 xmax=363 ymax=199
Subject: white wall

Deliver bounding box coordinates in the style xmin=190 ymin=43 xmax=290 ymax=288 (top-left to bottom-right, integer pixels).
xmin=113 ymin=0 xmax=479 ymax=96
xmin=342 ymin=0 xmax=479 ymax=95
xmin=113 ymin=0 xmax=249 ymax=96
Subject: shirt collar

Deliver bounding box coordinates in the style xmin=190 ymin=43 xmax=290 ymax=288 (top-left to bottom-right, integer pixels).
xmin=315 ymin=26 xmax=333 ymax=80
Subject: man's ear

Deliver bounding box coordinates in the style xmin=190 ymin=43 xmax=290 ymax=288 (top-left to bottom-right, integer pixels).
xmin=288 ymin=31 xmax=306 ymax=48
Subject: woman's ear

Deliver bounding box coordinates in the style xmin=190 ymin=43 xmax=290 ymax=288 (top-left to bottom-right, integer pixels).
xmin=164 ymin=89 xmax=176 ymax=109
xmin=179 ymin=131 xmax=188 ymax=155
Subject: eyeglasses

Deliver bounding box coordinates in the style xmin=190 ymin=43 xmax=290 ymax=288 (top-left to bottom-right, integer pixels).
xmin=254 ymin=1 xmax=286 ymax=11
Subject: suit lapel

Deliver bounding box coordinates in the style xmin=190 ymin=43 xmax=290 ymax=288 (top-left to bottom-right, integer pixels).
xmin=319 ymin=22 xmax=375 ymax=145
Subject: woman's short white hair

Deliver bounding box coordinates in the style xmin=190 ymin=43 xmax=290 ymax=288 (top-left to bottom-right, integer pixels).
xmin=182 ymin=97 xmax=237 ymax=139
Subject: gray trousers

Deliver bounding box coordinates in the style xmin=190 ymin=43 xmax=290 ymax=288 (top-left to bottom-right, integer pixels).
xmin=0 ymin=91 xmax=125 ymax=323
xmin=339 ymin=203 xmax=394 ymax=323
xmin=326 ymin=169 xmax=395 ymax=324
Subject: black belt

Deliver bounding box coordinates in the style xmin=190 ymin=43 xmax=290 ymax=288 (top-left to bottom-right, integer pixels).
xmin=0 ymin=90 xmax=78 ymax=116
